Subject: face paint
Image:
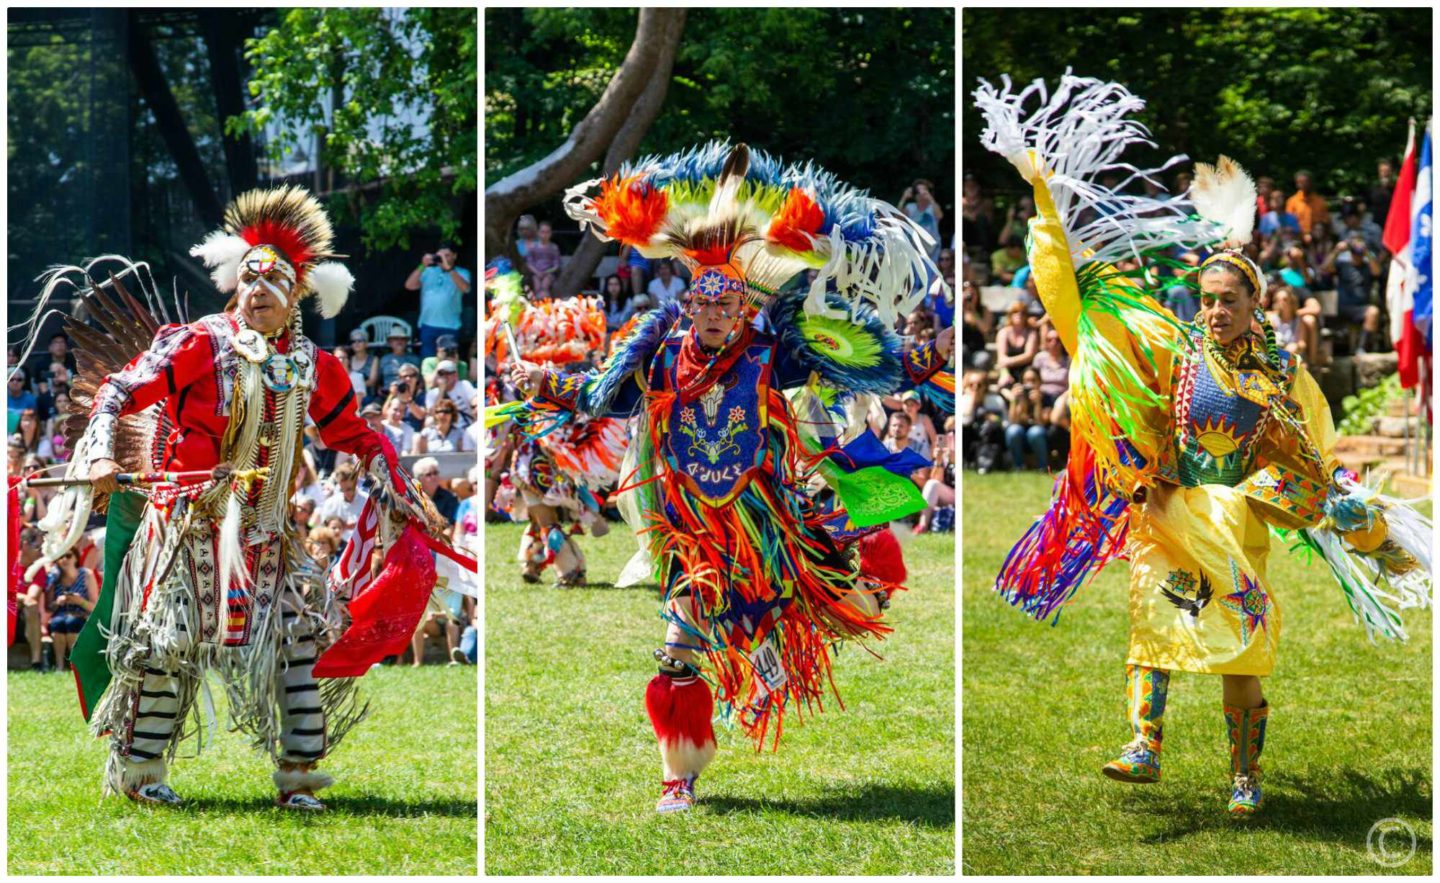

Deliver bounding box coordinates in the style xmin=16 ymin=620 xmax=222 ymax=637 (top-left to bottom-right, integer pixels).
xmin=237 ymin=245 xmax=297 ymax=310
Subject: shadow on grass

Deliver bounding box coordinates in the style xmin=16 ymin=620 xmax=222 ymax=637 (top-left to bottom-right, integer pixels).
xmin=174 ymin=795 xmax=479 ymax=818
xmin=705 ymin=782 xmax=955 ymax=828
xmin=1124 ymin=767 xmax=1432 ymax=851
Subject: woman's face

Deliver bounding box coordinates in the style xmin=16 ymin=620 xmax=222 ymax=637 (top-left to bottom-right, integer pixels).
xmin=1008 ymin=308 xmax=1025 ymax=328
xmin=436 ymin=408 xmax=455 ymax=428
xmin=606 ymin=277 xmax=623 ymax=296
xmin=19 ymin=410 xmax=37 ymax=431
xmin=1198 ymin=267 xmax=1255 ymax=346
xmin=1022 ymin=369 xmax=1040 ymax=387
xmin=938 ymin=249 xmax=954 ymax=274
xmin=1274 ymin=290 xmax=1297 ymax=317
xmin=1043 ymin=327 xmax=1061 ymax=351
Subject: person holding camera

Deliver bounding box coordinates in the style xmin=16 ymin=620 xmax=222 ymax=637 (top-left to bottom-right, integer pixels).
xmin=405 ymin=243 xmax=471 ymax=357
xmin=379 ymin=327 xmax=420 ymax=391
xmin=40 ymin=547 xmax=97 ymax=672
xmin=901 ymin=178 xmax=944 ymax=261
xmin=1323 ymin=232 xmax=1382 ymax=326
xmin=389 ymin=364 xmax=429 ymax=432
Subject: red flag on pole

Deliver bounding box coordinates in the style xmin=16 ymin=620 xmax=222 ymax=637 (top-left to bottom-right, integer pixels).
xmin=1383 ymin=120 xmax=1422 ymax=388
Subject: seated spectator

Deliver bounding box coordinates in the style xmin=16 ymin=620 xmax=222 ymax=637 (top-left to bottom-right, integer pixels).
xmin=16 ymin=526 xmax=49 ymax=671
xmin=1258 ymin=188 xmax=1301 ymax=238
xmin=313 ymin=462 xmax=367 ymax=542
xmin=425 ymin=361 xmax=478 ymax=426
xmin=994 ymin=302 xmax=1039 ymax=389
xmin=602 ymin=274 xmax=632 ymax=330
xmin=1286 ymin=170 xmax=1330 ymax=236
xmin=898 ymin=391 xmax=938 ymax=459
xmin=1334 ymin=197 xmax=1383 ymax=251
xmin=379 ymin=327 xmax=421 ymax=391
xmin=618 ymin=242 xmax=651 ymax=298
xmin=647 ymin=258 xmax=687 ymax=308
xmin=1012 ymin=272 xmax=1045 ymax=320
xmin=1031 ymin=324 xmax=1071 ymax=406
xmin=347 ymin=329 xmax=382 ymax=404
xmin=414 ymin=456 xmax=459 ymax=525
xmin=422 ymin=334 xmax=469 ymax=384
xmin=959 ymin=370 xmax=1006 ymax=473
xmin=960 ymin=279 xmax=993 ymax=370
xmin=16 ymin=408 xmax=53 ymax=460
xmin=41 ymin=548 xmax=97 ymax=672
xmin=929 ymin=247 xmax=955 ymax=329
xmin=419 ymin=399 xmax=471 ymax=453
xmin=290 ymin=498 xmax=317 ymax=545
xmin=45 ymin=390 xmax=72 ymax=463
xmin=291 ymin=452 xmax=327 ymax=509
xmin=381 ymin=396 xmax=417 ymax=454
xmin=1267 ymin=286 xmax=1319 ymax=365
xmin=334 ymin=345 xmax=367 ymax=399
xmin=8 ymin=368 xmax=36 ymax=434
xmin=1325 ymin=233 xmax=1381 ymax=326
xmin=1005 ymin=366 xmax=1049 ymax=471
xmin=882 ymin=410 xmax=914 ymax=456
xmin=527 ymin=221 xmax=563 ymax=297
xmin=990 ymin=241 xmax=1026 ymax=286
xmin=306 ymin=526 xmax=342 ymax=572
xmin=913 ymin=425 xmax=956 ymax=534
xmin=393 ymin=364 xmax=428 ymax=431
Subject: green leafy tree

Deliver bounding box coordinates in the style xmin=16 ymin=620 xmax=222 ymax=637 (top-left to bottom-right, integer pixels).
xmin=228 ymin=7 xmax=477 ymax=250
xmin=963 ymin=8 xmax=1432 ymax=201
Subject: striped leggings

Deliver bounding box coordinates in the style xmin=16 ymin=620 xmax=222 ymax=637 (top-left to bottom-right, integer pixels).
xmin=121 ymin=607 xmax=327 ymax=767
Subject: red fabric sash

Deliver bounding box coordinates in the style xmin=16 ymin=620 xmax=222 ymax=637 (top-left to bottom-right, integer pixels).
xmin=313 ymin=523 xmax=437 ymax=678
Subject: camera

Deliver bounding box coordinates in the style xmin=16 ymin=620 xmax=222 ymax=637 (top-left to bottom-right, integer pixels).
xmin=393 ymin=381 xmax=409 ymax=396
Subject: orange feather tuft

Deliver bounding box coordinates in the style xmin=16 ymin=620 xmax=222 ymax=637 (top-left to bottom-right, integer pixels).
xmin=766 ymin=187 xmax=825 ymax=253
xmin=593 ymin=175 xmax=668 ymax=246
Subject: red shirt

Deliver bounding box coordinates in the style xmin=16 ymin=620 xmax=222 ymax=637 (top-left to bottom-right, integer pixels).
xmin=91 ymin=313 xmax=387 ymax=472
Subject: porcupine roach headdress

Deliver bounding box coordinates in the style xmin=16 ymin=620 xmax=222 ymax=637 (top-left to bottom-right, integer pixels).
xmin=189 ymin=185 xmax=354 ymax=318
xmin=563 ymin=141 xmax=940 ymax=327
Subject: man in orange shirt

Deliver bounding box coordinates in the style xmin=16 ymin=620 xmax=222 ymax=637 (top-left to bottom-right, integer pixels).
xmin=1285 ymin=170 xmax=1330 ymax=241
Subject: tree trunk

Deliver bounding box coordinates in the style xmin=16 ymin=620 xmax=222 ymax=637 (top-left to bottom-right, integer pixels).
xmin=551 ymin=31 xmax=682 ymax=298
xmin=483 ymin=8 xmax=686 ymax=264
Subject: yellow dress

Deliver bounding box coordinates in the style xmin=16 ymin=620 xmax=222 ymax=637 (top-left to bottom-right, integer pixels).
xmin=1025 ymin=181 xmax=1342 ymax=676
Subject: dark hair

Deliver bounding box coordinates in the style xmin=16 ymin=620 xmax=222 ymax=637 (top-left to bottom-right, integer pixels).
xmin=1198 ymin=259 xmax=1256 ymax=297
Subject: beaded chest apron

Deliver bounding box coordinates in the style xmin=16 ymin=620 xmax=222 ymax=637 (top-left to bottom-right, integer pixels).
xmin=658 ymin=338 xmax=773 ymax=507
xmin=190 ymin=327 xmax=317 ymax=646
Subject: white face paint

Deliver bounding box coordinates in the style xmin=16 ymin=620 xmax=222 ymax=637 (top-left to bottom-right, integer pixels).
xmin=236 ymin=245 xmax=298 ymax=334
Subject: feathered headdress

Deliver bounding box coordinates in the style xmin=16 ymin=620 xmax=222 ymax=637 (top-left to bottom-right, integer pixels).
xmin=563 ymin=141 xmax=939 ymax=326
xmin=189 ymin=185 xmax=354 ymax=318
xmin=1191 ymin=155 xmax=1266 ymax=299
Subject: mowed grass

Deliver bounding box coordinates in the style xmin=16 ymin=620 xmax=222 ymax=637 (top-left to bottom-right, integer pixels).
xmin=485 ymin=522 xmax=956 ymax=875
xmin=963 ymin=471 xmax=1433 ymax=875
xmin=8 ymin=664 xmax=477 ymax=875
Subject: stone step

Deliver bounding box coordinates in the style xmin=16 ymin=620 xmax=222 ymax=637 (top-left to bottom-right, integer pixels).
xmin=1390 ymin=470 xmax=1432 ymax=498
xmin=1373 ymin=414 xmax=1424 ymax=439
xmin=1333 ymin=435 xmax=1408 ymax=458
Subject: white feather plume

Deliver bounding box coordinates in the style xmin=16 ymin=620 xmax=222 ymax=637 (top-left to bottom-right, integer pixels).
xmin=1189 ymin=155 xmax=1258 ymax=246
xmin=188 ymin=231 xmax=250 ymax=293
xmin=307 ymin=261 xmax=354 ymax=318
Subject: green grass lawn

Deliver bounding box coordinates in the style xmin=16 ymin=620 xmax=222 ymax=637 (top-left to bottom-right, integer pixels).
xmin=485 ymin=521 xmax=956 ymax=875
xmin=963 ymin=471 xmax=1433 ymax=875
xmin=8 ymin=664 xmax=477 ymax=875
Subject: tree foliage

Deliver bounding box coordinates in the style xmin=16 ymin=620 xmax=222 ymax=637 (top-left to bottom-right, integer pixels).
xmin=486 ymin=7 xmax=954 ymax=211
xmin=963 ymin=7 xmax=1433 ymax=199
xmin=228 ymin=7 xmax=477 ymax=250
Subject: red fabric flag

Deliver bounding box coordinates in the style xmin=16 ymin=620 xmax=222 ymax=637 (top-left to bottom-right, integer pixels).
xmin=1384 ymin=123 xmax=1421 ymax=388
xmin=7 ymin=480 xmax=21 ymax=647
xmin=313 ymin=522 xmax=437 ymax=678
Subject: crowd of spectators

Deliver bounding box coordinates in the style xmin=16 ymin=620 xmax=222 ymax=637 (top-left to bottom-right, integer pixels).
xmin=959 ymin=160 xmax=1402 ymax=474
xmin=7 ymin=247 xmax=480 ymax=672
xmin=493 ymin=186 xmax=957 ymax=537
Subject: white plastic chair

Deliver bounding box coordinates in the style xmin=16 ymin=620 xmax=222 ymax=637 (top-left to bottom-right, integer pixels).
xmin=357 ymin=315 xmax=413 ymax=348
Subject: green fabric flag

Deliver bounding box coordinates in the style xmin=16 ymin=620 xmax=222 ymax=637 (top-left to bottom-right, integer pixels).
xmin=832 ymin=465 xmax=926 ymax=528
xmin=72 ymin=491 xmax=145 ymax=722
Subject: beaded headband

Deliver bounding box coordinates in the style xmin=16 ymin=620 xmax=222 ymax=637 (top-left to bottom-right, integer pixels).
xmin=1199 ymin=250 xmax=1266 ymax=300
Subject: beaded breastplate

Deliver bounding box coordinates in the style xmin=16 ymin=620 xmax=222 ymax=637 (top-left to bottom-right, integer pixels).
xmin=659 ymin=338 xmax=773 ymax=506
xmin=1168 ymin=334 xmax=1292 ymax=488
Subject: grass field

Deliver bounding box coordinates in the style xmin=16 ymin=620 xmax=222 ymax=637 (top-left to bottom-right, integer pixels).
xmin=7 ymin=664 xmax=477 ymax=875
xmin=484 ymin=522 xmax=956 ymax=875
xmin=963 ymin=471 xmax=1433 ymax=875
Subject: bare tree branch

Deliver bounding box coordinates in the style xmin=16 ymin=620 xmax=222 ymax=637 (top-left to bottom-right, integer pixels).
xmin=483 ymin=8 xmax=687 ymax=261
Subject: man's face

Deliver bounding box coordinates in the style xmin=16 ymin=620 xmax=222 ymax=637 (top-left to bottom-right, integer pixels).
xmin=888 ymin=415 xmax=911 ymax=440
xmin=437 ymin=368 xmax=457 ymax=390
xmin=339 ymin=477 xmax=357 ymax=499
xmin=1295 ymin=173 xmax=1312 ymax=193
xmin=437 ymin=248 xmax=456 ymax=266
xmin=656 ymin=261 xmax=672 ymax=280
xmin=693 ymin=294 xmax=741 ymax=349
xmin=236 ymin=246 xmax=296 ymax=334
xmin=48 ymin=337 xmax=68 ymax=358
xmin=389 ymin=336 xmax=408 ymax=354
xmin=8 ymin=375 xmax=23 ymax=395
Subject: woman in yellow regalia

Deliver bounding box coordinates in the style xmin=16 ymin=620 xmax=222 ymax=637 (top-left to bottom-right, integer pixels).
xmin=976 ymin=73 xmax=1431 ymax=817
